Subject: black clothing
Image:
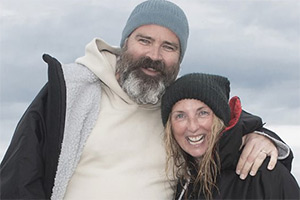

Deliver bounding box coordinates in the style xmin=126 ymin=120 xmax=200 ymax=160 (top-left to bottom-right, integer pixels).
xmin=0 ymin=55 xmax=66 ymax=199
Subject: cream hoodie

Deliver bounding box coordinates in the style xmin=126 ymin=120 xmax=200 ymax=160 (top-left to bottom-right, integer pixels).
xmin=61 ymin=38 xmax=174 ymax=200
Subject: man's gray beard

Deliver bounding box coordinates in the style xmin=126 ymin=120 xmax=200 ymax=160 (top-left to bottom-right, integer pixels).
xmin=121 ymin=70 xmax=166 ymax=105
xmin=116 ymin=51 xmax=179 ymax=105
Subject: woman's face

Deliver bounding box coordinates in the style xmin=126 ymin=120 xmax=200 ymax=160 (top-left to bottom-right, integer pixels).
xmin=171 ymin=99 xmax=214 ymax=158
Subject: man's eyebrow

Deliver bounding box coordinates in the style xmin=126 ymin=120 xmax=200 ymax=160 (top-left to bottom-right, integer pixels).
xmin=135 ymin=34 xmax=154 ymax=41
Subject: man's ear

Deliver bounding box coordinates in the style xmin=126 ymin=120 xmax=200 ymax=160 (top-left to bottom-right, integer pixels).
xmin=122 ymin=38 xmax=129 ymax=49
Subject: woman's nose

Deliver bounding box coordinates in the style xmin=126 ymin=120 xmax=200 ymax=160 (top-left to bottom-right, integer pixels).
xmin=187 ymin=117 xmax=199 ymax=133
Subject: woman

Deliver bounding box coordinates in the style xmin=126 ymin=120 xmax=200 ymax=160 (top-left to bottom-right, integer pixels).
xmin=161 ymin=73 xmax=299 ymax=199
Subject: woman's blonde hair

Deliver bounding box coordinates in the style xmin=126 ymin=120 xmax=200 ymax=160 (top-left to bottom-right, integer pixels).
xmin=164 ymin=113 xmax=225 ymax=199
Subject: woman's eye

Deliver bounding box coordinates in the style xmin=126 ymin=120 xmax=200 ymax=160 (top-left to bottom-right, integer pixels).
xmin=175 ymin=113 xmax=185 ymax=120
xmin=198 ymin=110 xmax=209 ymax=117
xmin=177 ymin=114 xmax=184 ymax=119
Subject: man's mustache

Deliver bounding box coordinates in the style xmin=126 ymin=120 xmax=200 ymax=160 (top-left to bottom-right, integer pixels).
xmin=135 ymin=57 xmax=167 ymax=76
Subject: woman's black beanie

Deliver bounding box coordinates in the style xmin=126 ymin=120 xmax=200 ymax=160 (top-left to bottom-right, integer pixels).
xmin=161 ymin=73 xmax=231 ymax=127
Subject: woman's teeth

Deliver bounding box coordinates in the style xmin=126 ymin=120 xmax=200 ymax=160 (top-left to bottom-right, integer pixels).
xmin=187 ymin=135 xmax=204 ymax=145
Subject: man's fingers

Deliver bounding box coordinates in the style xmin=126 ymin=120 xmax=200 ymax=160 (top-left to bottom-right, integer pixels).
xmin=236 ymin=143 xmax=257 ymax=179
xmin=267 ymin=150 xmax=278 ymax=170
xmin=237 ymin=133 xmax=279 ymax=180
xmin=236 ymin=135 xmax=261 ymax=176
xmin=238 ymin=150 xmax=259 ymax=180
xmin=236 ymin=137 xmax=253 ymax=175
xmin=238 ymin=160 xmax=253 ymax=180
xmin=249 ymin=151 xmax=267 ymax=176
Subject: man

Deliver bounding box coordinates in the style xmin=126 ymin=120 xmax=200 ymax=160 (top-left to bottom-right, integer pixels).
xmin=0 ymin=0 xmax=293 ymax=199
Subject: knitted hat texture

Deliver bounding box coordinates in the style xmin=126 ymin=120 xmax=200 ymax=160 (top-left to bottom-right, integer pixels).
xmin=161 ymin=73 xmax=231 ymax=127
xmin=120 ymin=0 xmax=189 ymax=62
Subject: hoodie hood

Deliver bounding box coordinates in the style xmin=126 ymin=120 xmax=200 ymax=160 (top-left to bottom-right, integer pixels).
xmin=219 ymin=96 xmax=263 ymax=170
xmin=75 ymin=38 xmax=135 ymax=104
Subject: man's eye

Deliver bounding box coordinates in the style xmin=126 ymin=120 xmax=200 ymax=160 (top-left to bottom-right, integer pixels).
xmin=139 ymin=39 xmax=151 ymax=45
xmin=163 ymin=45 xmax=176 ymax=52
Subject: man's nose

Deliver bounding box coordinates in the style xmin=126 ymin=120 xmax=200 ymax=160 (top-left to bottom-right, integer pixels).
xmin=147 ymin=46 xmax=162 ymax=61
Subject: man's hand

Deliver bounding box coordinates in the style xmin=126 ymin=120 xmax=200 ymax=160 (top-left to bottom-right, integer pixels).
xmin=236 ymin=132 xmax=278 ymax=180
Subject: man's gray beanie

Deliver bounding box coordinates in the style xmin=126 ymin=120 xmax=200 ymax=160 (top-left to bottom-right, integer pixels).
xmin=120 ymin=0 xmax=189 ymax=62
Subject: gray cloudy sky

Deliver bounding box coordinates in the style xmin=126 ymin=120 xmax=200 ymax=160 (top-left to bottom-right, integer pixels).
xmin=1 ymin=0 xmax=299 ymax=181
